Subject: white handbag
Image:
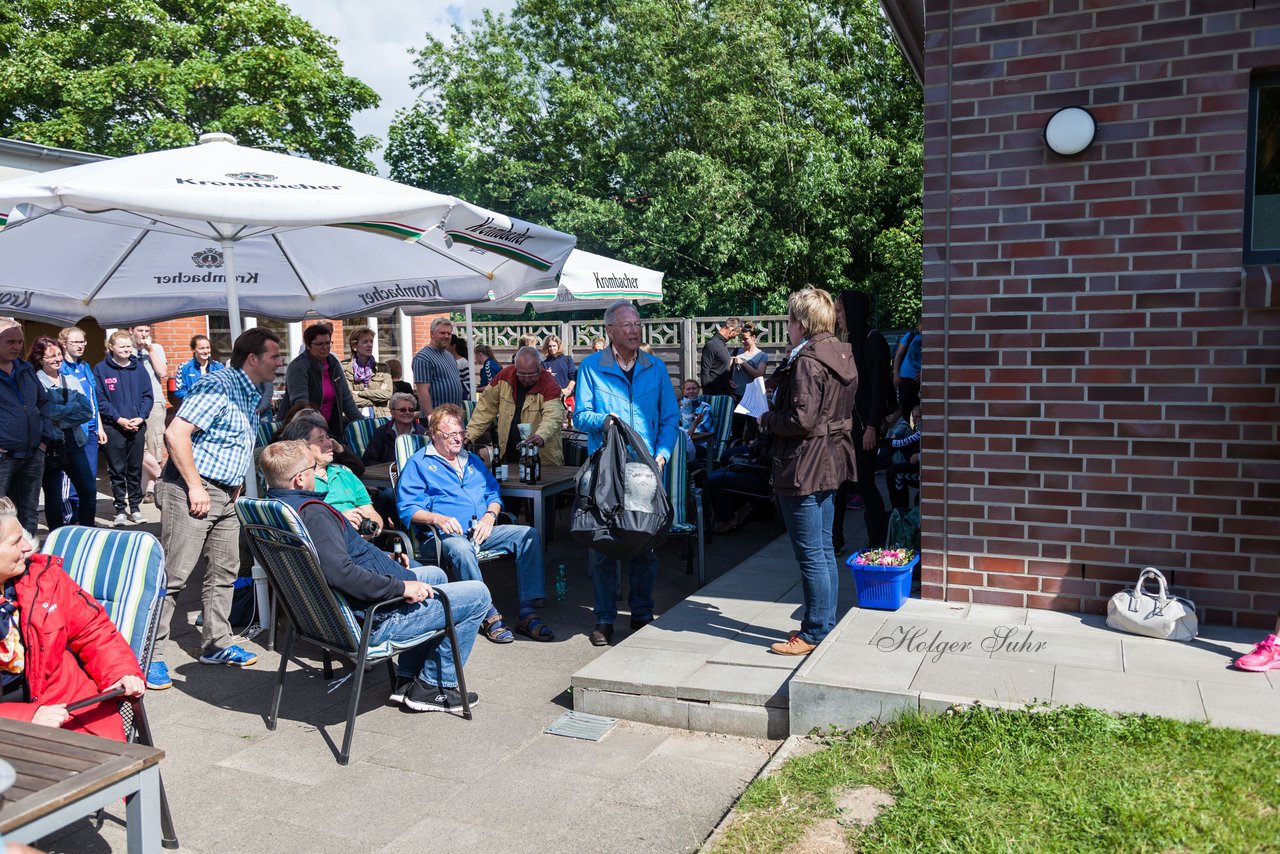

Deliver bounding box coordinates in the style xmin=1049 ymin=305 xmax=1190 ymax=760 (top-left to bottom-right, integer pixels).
xmin=1106 ymin=567 xmax=1198 ymax=642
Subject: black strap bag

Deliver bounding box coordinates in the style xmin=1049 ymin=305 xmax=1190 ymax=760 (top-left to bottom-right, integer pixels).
xmin=571 ymin=416 xmax=673 ymax=560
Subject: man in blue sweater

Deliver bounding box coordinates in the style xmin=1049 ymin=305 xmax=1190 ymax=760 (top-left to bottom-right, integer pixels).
xmin=94 ymin=330 xmax=153 ymax=526
xmin=0 ymin=319 xmax=56 ymax=533
xmin=397 ymin=403 xmax=554 ymax=645
xmin=261 ymin=440 xmax=489 ymax=712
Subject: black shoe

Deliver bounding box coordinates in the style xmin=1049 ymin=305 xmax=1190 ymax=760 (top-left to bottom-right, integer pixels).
xmin=590 ymin=624 xmax=614 ymax=647
xmin=629 ymin=617 xmax=653 ymax=631
xmin=402 ymin=680 xmax=478 ymax=713
xmin=389 ymin=675 xmax=414 ymax=705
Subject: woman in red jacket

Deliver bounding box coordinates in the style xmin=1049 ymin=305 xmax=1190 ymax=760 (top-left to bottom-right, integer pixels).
xmin=0 ymin=497 xmax=144 ymax=740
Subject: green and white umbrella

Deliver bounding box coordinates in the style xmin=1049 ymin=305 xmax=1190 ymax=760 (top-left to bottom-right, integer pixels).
xmin=482 ymin=249 xmax=664 ymax=314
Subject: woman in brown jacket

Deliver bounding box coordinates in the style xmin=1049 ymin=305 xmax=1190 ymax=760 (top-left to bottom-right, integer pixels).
xmin=760 ymin=287 xmax=857 ymax=656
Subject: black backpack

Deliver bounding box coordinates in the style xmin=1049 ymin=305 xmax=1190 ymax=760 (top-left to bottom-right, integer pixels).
xmin=571 ymin=416 xmax=673 ymax=560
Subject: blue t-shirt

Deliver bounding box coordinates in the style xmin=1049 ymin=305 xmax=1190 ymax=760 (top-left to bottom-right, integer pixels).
xmin=900 ymin=331 xmax=922 ymax=380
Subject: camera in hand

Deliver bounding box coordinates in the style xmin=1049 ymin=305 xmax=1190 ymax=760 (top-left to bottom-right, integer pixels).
xmin=357 ymin=517 xmax=379 ymax=536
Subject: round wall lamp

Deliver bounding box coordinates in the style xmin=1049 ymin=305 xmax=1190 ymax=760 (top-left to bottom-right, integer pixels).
xmin=1043 ymin=106 xmax=1097 ymax=156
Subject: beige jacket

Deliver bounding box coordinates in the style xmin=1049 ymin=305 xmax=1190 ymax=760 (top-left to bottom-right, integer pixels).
xmin=342 ymin=357 xmax=394 ymax=417
xmin=465 ymin=364 xmax=565 ymax=466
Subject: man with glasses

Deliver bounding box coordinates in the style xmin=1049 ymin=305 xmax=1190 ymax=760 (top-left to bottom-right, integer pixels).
xmin=150 ymin=328 xmax=283 ymax=690
xmin=397 ymin=403 xmax=555 ymax=645
xmin=464 ymin=346 xmax=565 ymax=467
xmin=58 ymin=326 xmax=106 ymax=524
xmin=361 ymin=392 xmax=428 ymax=466
xmin=284 ymin=322 xmax=363 ymax=439
xmin=411 ymin=317 xmax=466 ymax=419
xmin=573 ymin=301 xmax=679 ymax=647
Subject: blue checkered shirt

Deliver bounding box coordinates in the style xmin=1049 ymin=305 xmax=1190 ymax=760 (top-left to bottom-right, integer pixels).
xmin=174 ymin=367 xmax=263 ymax=486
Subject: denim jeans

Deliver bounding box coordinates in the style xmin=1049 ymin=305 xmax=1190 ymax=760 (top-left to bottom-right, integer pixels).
xmin=42 ymin=436 xmax=97 ymax=529
xmin=0 ymin=449 xmax=45 ymax=534
xmin=369 ymin=566 xmax=490 ymax=689
xmin=436 ymin=524 xmax=546 ymax=608
xmin=64 ymin=424 xmax=100 ymax=526
xmin=590 ymin=548 xmax=659 ymax=625
xmin=777 ymin=490 xmax=840 ymax=645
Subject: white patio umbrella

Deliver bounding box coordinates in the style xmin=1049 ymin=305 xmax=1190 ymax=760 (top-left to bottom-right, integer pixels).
xmin=0 ymin=133 xmax=574 ymax=637
xmin=483 ymin=249 xmax=664 ymax=314
xmin=0 ymin=133 xmax=574 ymax=331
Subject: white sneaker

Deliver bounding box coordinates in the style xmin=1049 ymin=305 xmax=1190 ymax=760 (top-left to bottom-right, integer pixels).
xmin=129 ymin=510 xmax=147 ymax=524
xmin=113 ymin=513 xmax=128 ymax=527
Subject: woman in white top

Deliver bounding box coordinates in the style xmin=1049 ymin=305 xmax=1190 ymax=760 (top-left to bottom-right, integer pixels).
xmin=30 ymin=336 xmax=99 ymax=528
xmin=731 ymin=321 xmax=769 ymax=399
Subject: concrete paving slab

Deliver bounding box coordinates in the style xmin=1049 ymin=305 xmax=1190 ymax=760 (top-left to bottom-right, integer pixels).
xmin=501 ymin=722 xmax=671 ymax=781
xmin=1199 ymin=681 xmax=1280 ymax=735
xmin=207 ymin=818 xmax=376 ymax=854
xmin=650 ymin=730 xmax=778 ymax=769
xmin=214 ymin=720 xmax=404 ymax=783
xmin=572 ymin=644 xmax=708 ymax=697
xmin=1025 ymin=609 xmax=1110 ymax=631
xmin=1121 ymin=636 xmax=1261 ymax=685
xmin=689 ymin=700 xmax=789 ymax=740
xmin=1052 ymin=665 xmax=1207 ymax=721
xmin=705 ymin=632 xmax=807 ymax=670
xmin=910 ymin=656 xmax=1055 ymax=707
xmin=800 ymin=643 xmax=926 ymax=691
xmin=677 ymin=662 xmax=792 ymax=707
xmin=987 ymin=625 xmax=1124 ymax=672
xmin=575 ymin=687 xmax=693 ymax=730
xmin=788 ymin=681 xmax=917 ymax=735
xmin=967 ymin=603 xmax=1029 ymax=625
xmin=364 ymin=699 xmax=549 ymax=779
xmin=894 ymin=598 xmax=970 ymax=620
xmin=870 ymin=617 xmax=1001 ymax=661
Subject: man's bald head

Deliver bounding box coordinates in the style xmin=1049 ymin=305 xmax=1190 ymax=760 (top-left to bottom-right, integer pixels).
xmin=513 ymin=346 xmax=543 ymax=388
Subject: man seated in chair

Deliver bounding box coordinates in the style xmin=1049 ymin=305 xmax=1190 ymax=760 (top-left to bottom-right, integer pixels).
xmin=464 ymin=346 xmax=565 ymax=469
xmin=260 ymin=441 xmax=491 ymax=713
xmin=398 ymin=403 xmax=555 ymax=645
xmin=0 ymin=497 xmax=145 ymax=739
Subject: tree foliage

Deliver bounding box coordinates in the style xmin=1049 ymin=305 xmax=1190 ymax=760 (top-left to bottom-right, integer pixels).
xmin=0 ymin=0 xmax=380 ymax=170
xmin=387 ymin=0 xmax=922 ymax=324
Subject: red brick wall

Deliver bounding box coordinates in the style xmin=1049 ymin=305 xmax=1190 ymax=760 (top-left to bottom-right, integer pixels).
xmin=921 ymin=0 xmax=1280 ymax=627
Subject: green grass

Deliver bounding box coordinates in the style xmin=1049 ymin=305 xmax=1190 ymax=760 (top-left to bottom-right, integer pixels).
xmin=713 ymin=705 xmax=1280 ymax=853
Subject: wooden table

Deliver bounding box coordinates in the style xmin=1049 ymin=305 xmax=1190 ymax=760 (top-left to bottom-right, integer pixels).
xmin=497 ymin=464 xmax=579 ymax=545
xmin=361 ymin=461 xmax=394 ymax=490
xmin=0 ymin=717 xmax=164 ymax=853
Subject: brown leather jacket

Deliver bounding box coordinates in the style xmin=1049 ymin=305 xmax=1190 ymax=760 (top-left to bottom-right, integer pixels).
xmin=760 ymin=332 xmax=857 ymax=496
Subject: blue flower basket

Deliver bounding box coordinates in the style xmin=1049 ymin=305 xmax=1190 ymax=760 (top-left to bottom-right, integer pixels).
xmin=847 ymin=551 xmax=919 ymax=611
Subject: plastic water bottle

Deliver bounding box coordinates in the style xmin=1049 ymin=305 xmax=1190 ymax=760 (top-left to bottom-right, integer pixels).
xmin=555 ymin=564 xmax=567 ymax=602
xmin=680 ymin=397 xmax=693 ymax=430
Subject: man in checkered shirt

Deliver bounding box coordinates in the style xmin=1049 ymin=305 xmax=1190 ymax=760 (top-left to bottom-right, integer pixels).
xmin=147 ymin=328 xmax=283 ymax=691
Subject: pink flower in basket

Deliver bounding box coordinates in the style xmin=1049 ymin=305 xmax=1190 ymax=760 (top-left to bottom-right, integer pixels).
xmin=853 ymin=548 xmax=916 ymax=567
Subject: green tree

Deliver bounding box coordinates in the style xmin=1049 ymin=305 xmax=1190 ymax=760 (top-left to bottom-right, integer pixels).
xmin=0 ymin=0 xmax=379 ymax=170
xmin=387 ymin=0 xmax=922 ymax=324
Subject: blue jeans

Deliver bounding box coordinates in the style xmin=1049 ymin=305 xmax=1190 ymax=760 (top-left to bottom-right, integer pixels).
xmin=43 ymin=434 xmax=97 ymax=530
xmin=62 ymin=423 xmax=99 ymax=526
xmin=436 ymin=525 xmax=546 ymax=608
xmin=777 ymin=490 xmax=840 ymax=645
xmin=0 ymin=449 xmax=45 ymax=534
xmin=591 ymin=548 xmax=659 ymax=625
xmin=369 ymin=565 xmax=491 ymax=689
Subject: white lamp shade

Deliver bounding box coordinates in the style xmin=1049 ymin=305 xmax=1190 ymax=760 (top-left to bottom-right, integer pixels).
xmin=1044 ymin=107 xmax=1097 ymax=156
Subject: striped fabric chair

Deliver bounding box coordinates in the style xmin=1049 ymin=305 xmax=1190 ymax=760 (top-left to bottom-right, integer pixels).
xmin=235 ymin=497 xmax=471 ymax=765
xmin=41 ymin=525 xmax=179 ymax=849
xmin=256 ymin=419 xmax=283 ymax=448
xmin=704 ymin=394 xmax=736 ymax=472
xmin=663 ymin=435 xmax=706 ymax=586
xmin=345 ymin=416 xmax=390 ymax=461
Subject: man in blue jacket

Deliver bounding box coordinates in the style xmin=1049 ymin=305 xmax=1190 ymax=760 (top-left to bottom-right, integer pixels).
xmin=573 ymin=301 xmax=680 ymax=646
xmin=0 ymin=319 xmax=56 ymax=533
xmin=397 ymin=403 xmax=554 ymax=645
xmin=261 ymin=439 xmax=490 ymax=713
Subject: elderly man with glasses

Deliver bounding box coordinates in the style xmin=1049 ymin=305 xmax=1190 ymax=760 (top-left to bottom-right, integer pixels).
xmin=396 ymin=403 xmax=555 ymax=645
xmin=465 ymin=346 xmax=565 ymax=467
xmin=573 ymin=300 xmax=679 ymax=647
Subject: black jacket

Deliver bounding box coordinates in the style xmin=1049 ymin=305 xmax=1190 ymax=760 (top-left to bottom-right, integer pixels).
xmin=700 ymin=331 xmax=734 ymax=396
xmin=94 ymin=356 xmax=154 ymax=425
xmin=284 ymin=353 xmax=362 ymax=439
xmin=839 ymin=290 xmax=894 ymax=431
xmin=0 ymin=358 xmax=55 ymax=457
xmin=267 ymin=488 xmax=412 ymax=611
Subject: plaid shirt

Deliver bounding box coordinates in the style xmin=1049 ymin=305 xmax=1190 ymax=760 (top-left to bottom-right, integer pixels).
xmin=174 ymin=367 xmax=262 ymax=486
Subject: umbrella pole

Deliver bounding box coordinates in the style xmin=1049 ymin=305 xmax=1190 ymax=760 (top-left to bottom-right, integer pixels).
xmin=465 ymin=303 xmax=477 ymax=399
xmin=223 ymin=239 xmax=274 ymax=645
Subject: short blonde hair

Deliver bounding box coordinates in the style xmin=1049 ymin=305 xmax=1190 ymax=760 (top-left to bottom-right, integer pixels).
xmin=787 ymin=287 xmax=836 ymax=338
xmin=58 ymin=326 xmax=86 ymax=347
xmin=107 ymin=329 xmax=133 ymax=347
xmin=428 ymin=403 xmax=465 ymax=433
xmin=259 ymin=440 xmax=312 ymax=488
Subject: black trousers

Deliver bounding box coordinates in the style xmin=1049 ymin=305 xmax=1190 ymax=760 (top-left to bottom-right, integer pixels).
xmin=103 ymin=423 xmax=146 ymax=514
xmin=833 ymin=433 xmax=887 ymax=550
xmin=41 ymin=433 xmax=98 ymax=529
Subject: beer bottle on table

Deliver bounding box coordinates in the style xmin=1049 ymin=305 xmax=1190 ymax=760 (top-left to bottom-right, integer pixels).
xmin=532 ymin=445 xmax=541 ymax=483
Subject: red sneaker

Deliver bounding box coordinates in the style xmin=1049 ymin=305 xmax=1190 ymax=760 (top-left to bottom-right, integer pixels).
xmin=1234 ymin=634 xmax=1280 ymax=672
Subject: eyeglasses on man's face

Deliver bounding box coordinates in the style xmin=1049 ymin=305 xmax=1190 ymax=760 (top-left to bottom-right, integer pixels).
xmin=392 ymin=406 xmax=416 ymax=414
xmin=434 ymin=430 xmax=465 ymax=441
xmin=290 ymin=462 xmax=319 ymax=481
xmin=609 ymin=321 xmax=642 ymax=331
